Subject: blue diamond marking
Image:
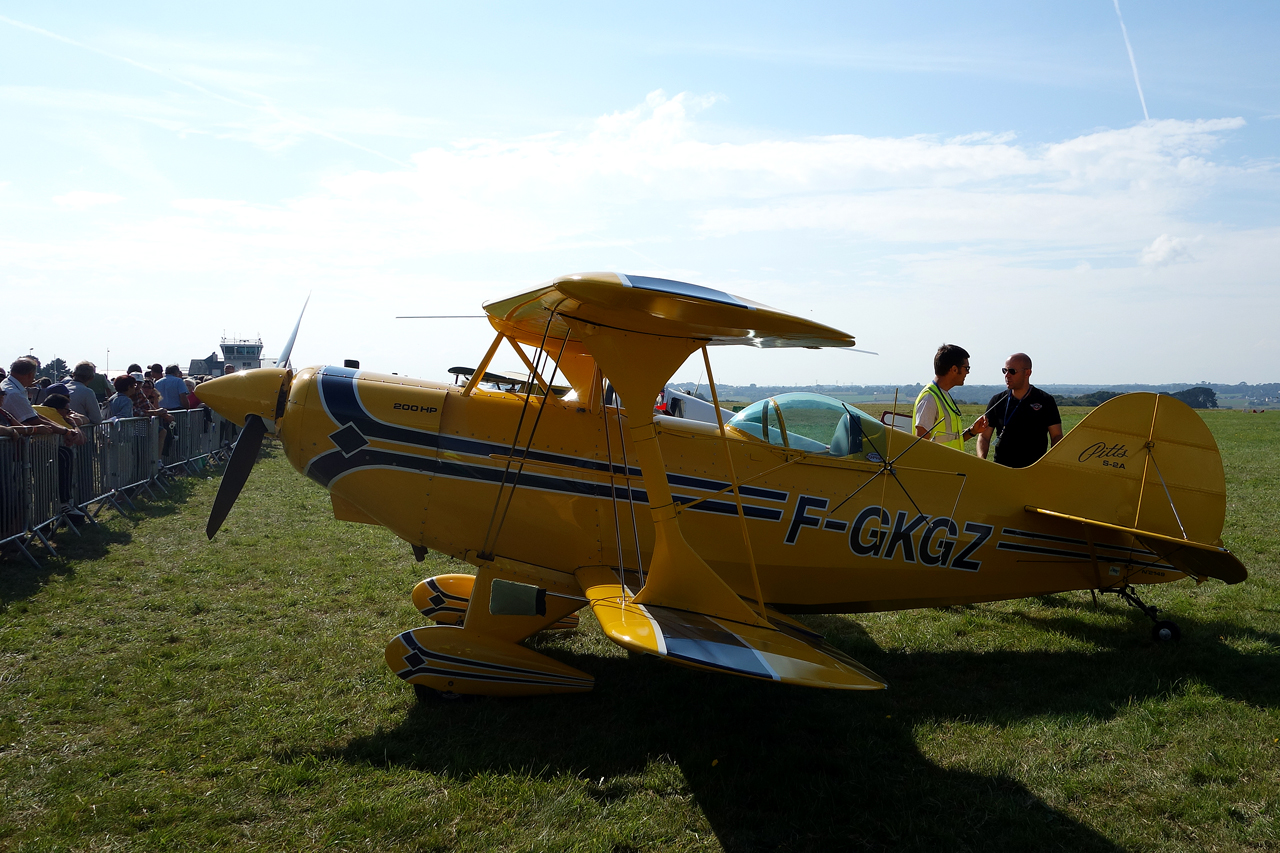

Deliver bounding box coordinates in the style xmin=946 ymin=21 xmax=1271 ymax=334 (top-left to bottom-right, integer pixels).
xmin=330 ymin=424 xmax=369 ymax=456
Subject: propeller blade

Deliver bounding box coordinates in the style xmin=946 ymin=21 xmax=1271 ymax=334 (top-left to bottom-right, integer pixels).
xmin=206 ymin=414 xmax=268 ymax=539
xmin=278 ymin=293 xmax=311 ymax=369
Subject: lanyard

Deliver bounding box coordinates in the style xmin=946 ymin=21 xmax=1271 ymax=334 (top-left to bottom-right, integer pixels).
xmin=932 ymin=382 xmax=962 ymax=420
xmin=1001 ymin=390 xmax=1025 ymax=436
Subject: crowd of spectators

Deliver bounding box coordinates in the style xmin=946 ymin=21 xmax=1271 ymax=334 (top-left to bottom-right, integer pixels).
xmin=2 ymin=355 xmax=226 ymax=523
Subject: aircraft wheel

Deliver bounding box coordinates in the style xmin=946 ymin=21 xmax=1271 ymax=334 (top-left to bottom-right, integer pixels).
xmin=413 ymin=683 xmax=465 ymax=703
xmin=1152 ymin=620 xmax=1181 ymax=643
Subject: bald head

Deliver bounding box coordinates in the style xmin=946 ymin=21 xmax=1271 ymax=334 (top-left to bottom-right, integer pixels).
xmin=1002 ymin=353 xmax=1034 ymax=393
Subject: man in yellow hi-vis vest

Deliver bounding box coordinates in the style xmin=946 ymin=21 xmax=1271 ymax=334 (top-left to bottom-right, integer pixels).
xmin=913 ymin=344 xmax=987 ymax=451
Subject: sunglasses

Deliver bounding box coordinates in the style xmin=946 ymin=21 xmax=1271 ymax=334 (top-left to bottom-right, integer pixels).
xmin=1002 ymin=368 xmax=1021 ymax=375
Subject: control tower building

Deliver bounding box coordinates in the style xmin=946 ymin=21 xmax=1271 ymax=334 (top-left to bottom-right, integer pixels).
xmin=221 ymin=337 xmax=267 ymax=371
xmin=188 ymin=336 xmax=279 ymax=377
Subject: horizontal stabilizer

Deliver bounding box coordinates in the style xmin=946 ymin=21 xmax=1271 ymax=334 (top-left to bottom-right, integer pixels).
xmin=576 ymin=567 xmax=885 ymax=690
xmin=1026 ymin=506 xmax=1247 ymax=585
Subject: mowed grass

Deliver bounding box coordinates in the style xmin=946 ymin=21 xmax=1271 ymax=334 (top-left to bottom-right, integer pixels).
xmin=1 ymin=410 xmax=1278 ymax=852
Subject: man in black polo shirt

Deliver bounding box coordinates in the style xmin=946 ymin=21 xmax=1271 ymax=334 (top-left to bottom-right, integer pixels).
xmin=976 ymin=352 xmax=1062 ymax=468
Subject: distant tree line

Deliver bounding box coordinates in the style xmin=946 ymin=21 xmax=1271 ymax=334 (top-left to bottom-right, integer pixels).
xmin=1055 ymin=390 xmax=1122 ymax=407
xmin=694 ymin=382 xmax=1224 ymax=409
xmin=1166 ymin=387 xmax=1219 ymax=409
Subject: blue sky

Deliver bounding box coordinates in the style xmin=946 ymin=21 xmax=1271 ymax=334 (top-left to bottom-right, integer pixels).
xmin=2 ymin=2 xmax=1277 ymax=386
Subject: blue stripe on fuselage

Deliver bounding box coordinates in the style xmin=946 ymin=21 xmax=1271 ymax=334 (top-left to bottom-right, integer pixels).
xmin=309 ymin=366 xmax=786 ymax=520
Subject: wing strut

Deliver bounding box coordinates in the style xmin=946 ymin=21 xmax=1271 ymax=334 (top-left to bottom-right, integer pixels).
xmin=701 ymin=346 xmax=768 ymax=620
xmin=504 ymin=336 xmax=553 ymax=396
xmin=462 ymin=331 xmax=506 ymax=396
xmin=566 ymin=319 xmax=768 ymax=628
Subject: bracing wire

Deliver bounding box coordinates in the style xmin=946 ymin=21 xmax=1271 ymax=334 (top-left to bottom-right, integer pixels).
xmin=600 ymin=380 xmax=630 ymax=599
xmin=478 ymin=300 xmax=565 ymax=558
xmin=614 ymin=400 xmax=646 ymax=586
xmin=487 ymin=324 xmax=572 ymax=557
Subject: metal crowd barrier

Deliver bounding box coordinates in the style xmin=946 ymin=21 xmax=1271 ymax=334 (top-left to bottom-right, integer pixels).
xmin=0 ymin=409 xmax=240 ymax=568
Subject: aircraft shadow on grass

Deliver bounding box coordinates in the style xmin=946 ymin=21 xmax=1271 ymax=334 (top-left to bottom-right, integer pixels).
xmin=321 ymin=601 xmax=1279 ymax=852
xmin=327 ymin=656 xmax=1115 ymax=851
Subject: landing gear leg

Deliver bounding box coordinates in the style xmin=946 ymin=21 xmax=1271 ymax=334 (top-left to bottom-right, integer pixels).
xmin=1101 ymin=585 xmax=1181 ymax=642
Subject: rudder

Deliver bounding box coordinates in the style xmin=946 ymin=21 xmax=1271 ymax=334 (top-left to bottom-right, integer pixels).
xmin=1034 ymin=393 xmax=1226 ymax=545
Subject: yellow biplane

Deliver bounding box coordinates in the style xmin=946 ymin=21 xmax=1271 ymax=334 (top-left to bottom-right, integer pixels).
xmin=198 ymin=272 xmax=1247 ymax=699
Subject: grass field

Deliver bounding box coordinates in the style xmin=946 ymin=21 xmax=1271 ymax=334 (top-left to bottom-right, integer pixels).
xmin=1 ymin=408 xmax=1277 ymax=852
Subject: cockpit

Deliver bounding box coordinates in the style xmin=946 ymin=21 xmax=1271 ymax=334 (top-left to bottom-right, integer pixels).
xmin=726 ymin=392 xmax=887 ymax=462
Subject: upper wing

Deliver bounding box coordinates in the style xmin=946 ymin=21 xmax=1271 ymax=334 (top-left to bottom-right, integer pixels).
xmin=575 ymin=566 xmax=886 ymax=690
xmin=483 ymin=272 xmax=856 ymax=352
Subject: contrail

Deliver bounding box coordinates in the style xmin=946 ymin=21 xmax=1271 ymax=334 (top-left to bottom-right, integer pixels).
xmin=0 ymin=14 xmax=411 ymax=168
xmin=1112 ymin=0 xmax=1149 ymax=120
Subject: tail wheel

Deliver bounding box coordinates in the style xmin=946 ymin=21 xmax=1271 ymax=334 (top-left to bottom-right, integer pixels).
xmin=1152 ymin=620 xmax=1181 ymax=642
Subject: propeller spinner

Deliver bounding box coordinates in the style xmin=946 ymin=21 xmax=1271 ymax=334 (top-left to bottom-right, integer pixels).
xmin=200 ymin=368 xmax=292 ymax=539
xmin=204 ymin=298 xmax=310 ymax=539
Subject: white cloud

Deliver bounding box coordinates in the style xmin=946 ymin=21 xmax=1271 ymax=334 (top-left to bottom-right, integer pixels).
xmin=1140 ymin=233 xmax=1199 ymax=267
xmin=6 ymin=90 xmax=1280 ymax=383
xmin=52 ymin=190 xmax=124 ymax=210
xmin=3 ymin=93 xmax=1265 ymax=274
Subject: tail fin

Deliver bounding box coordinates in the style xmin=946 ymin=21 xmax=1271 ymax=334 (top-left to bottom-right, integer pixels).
xmin=1031 ymin=393 xmax=1245 ymax=584
xmin=1036 ymin=393 xmax=1225 ymax=545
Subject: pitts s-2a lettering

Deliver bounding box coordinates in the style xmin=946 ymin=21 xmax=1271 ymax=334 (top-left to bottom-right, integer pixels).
xmin=198 ymin=272 xmax=1247 ymax=699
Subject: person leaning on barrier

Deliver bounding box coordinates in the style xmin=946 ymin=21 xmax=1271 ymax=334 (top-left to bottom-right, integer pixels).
xmin=35 ymin=393 xmax=87 ymax=444
xmin=64 ymin=361 xmax=105 ymax=425
xmin=136 ymin=378 xmax=177 ymax=455
xmin=154 ymin=364 xmax=189 ymax=410
xmin=0 ymin=387 xmax=58 ymax=438
xmin=107 ymin=374 xmax=138 ymax=419
xmin=141 ymin=378 xmax=163 ymax=409
xmin=33 ymin=392 xmax=89 ymax=523
xmin=127 ymin=378 xmax=170 ymax=422
xmin=2 ymin=358 xmax=77 ymax=440
xmin=86 ymin=367 xmax=111 ymax=404
xmin=912 ymin=344 xmax=987 ymax=451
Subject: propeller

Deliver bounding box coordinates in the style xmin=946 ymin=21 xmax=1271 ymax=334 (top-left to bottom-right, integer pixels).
xmin=278 ymin=293 xmax=310 ymax=369
xmin=206 ymin=414 xmax=268 ymax=539
xmin=204 ymin=294 xmax=310 ymax=538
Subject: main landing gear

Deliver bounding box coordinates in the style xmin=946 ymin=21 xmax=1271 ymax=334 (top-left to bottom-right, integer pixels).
xmin=1100 ymin=585 xmax=1181 ymax=642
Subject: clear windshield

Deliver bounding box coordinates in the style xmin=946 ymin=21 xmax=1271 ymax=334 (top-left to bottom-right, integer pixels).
xmin=727 ymin=392 xmax=887 ymax=460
